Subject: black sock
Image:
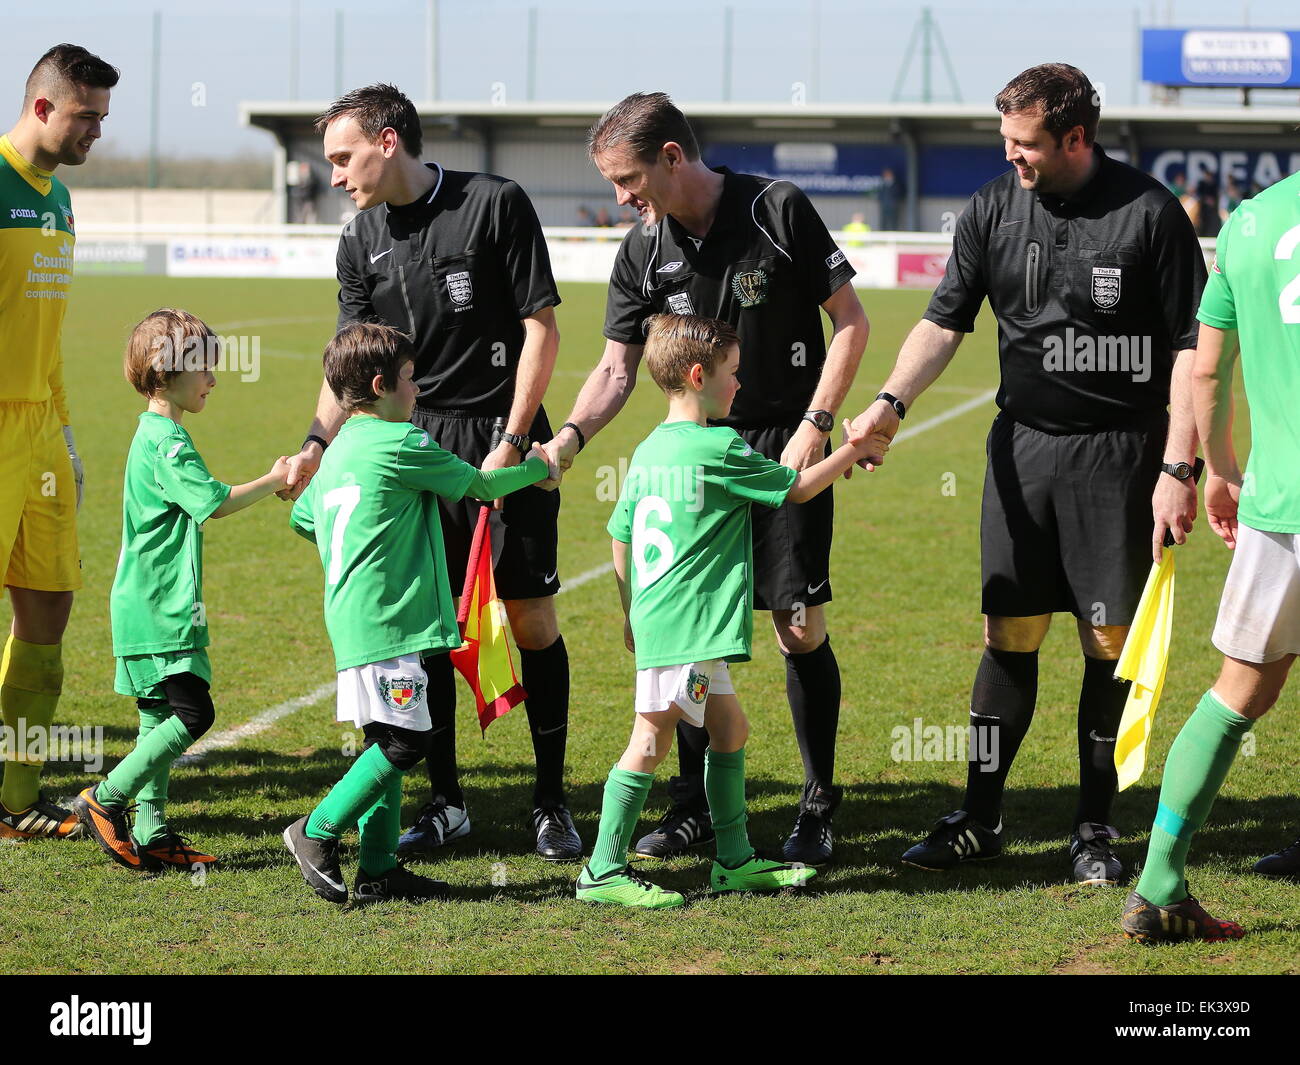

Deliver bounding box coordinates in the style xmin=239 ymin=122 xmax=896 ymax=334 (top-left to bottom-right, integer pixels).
xmin=785 ymin=636 xmax=841 ymax=785
xmin=676 ymin=718 xmax=708 ymax=796
xmin=963 ymin=647 xmax=1039 ymax=828
xmin=422 ymin=652 xmax=463 ymax=808
xmin=1075 ymin=654 xmax=1129 ymax=827
xmin=520 ymin=636 xmax=569 ymax=807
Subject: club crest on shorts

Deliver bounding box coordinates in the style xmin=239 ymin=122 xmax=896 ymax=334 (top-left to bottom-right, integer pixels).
xmin=446 ymin=270 xmax=473 ymax=308
xmin=731 ymin=268 xmax=768 ymax=308
xmin=685 ymin=669 xmax=710 ymax=705
xmin=1091 ymin=266 xmax=1121 ymax=309
xmin=377 ymin=674 xmax=426 ymax=711
xmin=666 ymin=291 xmax=694 ymax=315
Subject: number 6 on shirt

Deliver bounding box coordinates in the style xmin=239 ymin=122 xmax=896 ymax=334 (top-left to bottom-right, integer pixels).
xmin=632 ymin=495 xmax=674 ymax=586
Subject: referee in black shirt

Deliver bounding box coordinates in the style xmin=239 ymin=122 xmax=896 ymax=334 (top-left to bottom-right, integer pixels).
xmin=284 ymin=84 xmax=582 ymax=862
xmin=850 ymin=64 xmax=1205 ymax=883
xmin=541 ymin=93 xmax=870 ymax=865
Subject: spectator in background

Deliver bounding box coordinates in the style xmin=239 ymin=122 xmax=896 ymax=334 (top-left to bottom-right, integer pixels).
xmin=615 ymin=207 xmax=636 ymax=228
xmin=843 ymin=210 xmax=871 ymax=246
xmin=1167 ymin=168 xmax=1187 ymax=198
xmin=1225 ymin=176 xmax=1244 ymax=213
xmin=576 ymin=205 xmax=595 ymax=226
xmin=594 ymin=206 xmax=613 ymax=227
xmin=1195 ymin=165 xmax=1223 ymax=239
xmin=878 ymin=166 xmax=899 ymax=230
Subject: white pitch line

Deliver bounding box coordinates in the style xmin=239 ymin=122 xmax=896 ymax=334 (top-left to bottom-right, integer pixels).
xmin=181 ymin=390 xmax=996 ymax=765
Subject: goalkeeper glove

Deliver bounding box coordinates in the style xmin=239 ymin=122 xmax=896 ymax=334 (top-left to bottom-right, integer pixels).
xmin=62 ymin=424 xmax=84 ymax=510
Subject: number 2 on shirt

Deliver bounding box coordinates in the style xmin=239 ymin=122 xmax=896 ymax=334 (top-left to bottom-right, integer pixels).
xmin=1276 ymin=223 xmax=1300 ymax=325
xmin=632 ymin=495 xmax=674 ymax=586
xmin=323 ymin=484 xmax=361 ymax=585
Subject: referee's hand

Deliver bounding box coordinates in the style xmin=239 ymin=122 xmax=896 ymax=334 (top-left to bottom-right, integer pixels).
xmin=1151 ymin=469 xmax=1198 ymax=561
xmin=280 ymin=442 xmax=323 ymax=501
xmin=842 ymin=400 xmax=899 ymax=477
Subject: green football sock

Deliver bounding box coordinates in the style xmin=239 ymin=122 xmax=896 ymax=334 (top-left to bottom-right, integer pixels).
xmin=358 ymin=775 xmax=404 ymax=876
xmin=1136 ymin=690 xmax=1254 ymax=906
xmin=588 ymin=766 xmax=653 ymax=878
xmin=306 ymin=743 xmax=400 ymax=841
xmin=132 ymin=704 xmax=175 ymax=845
xmin=102 ymin=714 xmax=193 ymax=806
xmin=705 ymin=746 xmax=754 ymax=867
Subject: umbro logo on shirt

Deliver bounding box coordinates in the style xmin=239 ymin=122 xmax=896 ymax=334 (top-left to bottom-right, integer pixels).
xmin=657 ymin=261 xmax=684 ymax=273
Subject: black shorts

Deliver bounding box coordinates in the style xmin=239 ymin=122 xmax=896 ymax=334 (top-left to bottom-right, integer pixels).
xmin=980 ymin=414 xmax=1164 ymax=625
xmin=734 ymin=424 xmax=834 ymax=613
xmin=410 ymin=406 xmax=560 ymax=601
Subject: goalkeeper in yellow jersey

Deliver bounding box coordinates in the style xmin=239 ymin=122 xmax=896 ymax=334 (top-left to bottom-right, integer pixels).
xmin=0 ymin=45 xmax=117 ymax=839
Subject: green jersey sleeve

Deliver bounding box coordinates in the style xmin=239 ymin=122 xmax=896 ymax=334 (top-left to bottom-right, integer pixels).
xmin=1197 ymin=212 xmax=1236 ymax=330
xmin=290 ymin=481 xmax=318 ymax=542
xmin=394 ymin=425 xmax=478 ymax=499
xmin=153 ymin=436 xmax=231 ymax=524
xmin=718 ymin=435 xmax=798 ymax=508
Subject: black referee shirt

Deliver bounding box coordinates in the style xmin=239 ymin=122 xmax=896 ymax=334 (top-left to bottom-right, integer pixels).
xmin=925 ymin=146 xmax=1205 ymax=434
xmin=336 ymin=163 xmax=560 ymax=415
xmin=603 ymin=167 xmax=856 ymax=428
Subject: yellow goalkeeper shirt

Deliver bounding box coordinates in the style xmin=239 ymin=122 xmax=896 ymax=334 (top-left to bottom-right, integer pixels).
xmin=0 ymin=133 xmax=75 ymax=424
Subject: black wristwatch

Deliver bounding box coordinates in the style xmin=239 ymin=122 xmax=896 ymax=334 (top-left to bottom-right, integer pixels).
xmin=302 ymin=434 xmax=329 ymax=452
xmin=802 ymin=409 xmax=834 ymax=433
xmin=875 ymin=392 xmax=907 ymax=420
xmin=497 ymin=430 xmax=531 ymax=456
xmin=1161 ymin=457 xmax=1205 ymax=484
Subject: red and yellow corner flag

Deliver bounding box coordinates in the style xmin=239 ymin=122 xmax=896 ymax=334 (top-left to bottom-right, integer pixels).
xmin=450 ymin=505 xmax=526 ymax=733
xmin=1113 ymin=551 xmax=1177 ymax=791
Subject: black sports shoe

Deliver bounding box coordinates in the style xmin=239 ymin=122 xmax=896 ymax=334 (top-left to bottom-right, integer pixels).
xmin=782 ymin=780 xmax=842 ymax=865
xmin=283 ymin=815 xmax=348 ymax=904
xmin=901 ymin=809 xmax=1002 ymax=870
xmin=1121 ymin=889 xmax=1245 ymax=943
xmin=396 ymin=795 xmax=469 ymax=855
xmin=1071 ymin=822 xmax=1124 ymax=885
xmin=354 ymin=864 xmax=450 ymax=903
xmin=634 ymin=776 xmax=713 ymax=859
xmin=531 ymin=805 xmax=583 ymax=861
xmin=1253 ymin=835 xmax=1300 ymax=878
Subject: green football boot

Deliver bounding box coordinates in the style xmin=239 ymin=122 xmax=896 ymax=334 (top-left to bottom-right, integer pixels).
xmin=710 ymin=851 xmax=818 ymax=894
xmin=575 ymin=864 xmax=686 ymax=909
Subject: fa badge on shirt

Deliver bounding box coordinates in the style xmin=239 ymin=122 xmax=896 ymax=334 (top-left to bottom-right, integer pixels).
xmin=447 ymin=270 xmax=473 ymax=310
xmin=1091 ymin=266 xmax=1121 ymax=310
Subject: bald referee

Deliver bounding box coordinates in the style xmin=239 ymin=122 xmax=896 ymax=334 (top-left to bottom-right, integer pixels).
xmin=542 ymin=92 xmax=869 ymax=864
xmin=1 ymin=44 xmax=117 ymax=840
xmin=284 ymin=84 xmax=580 ymax=862
xmin=849 ymin=64 xmax=1205 ymax=884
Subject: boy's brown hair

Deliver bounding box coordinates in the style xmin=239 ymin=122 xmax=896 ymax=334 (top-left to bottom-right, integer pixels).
xmin=643 ymin=313 xmax=739 ymax=395
xmin=124 ymin=308 xmax=218 ymax=397
xmin=323 ymin=322 xmax=416 ymax=411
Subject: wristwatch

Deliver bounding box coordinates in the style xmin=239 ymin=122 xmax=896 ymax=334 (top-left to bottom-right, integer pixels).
xmin=802 ymin=409 xmax=834 ymax=433
xmin=302 ymin=434 xmax=329 ymax=452
xmin=497 ymin=430 xmax=531 ymax=456
xmin=1160 ymin=458 xmax=1205 ymax=484
xmin=875 ymin=392 xmax=907 ymax=420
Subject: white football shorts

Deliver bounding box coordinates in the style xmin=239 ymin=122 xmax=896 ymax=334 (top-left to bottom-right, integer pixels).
xmin=635 ymin=659 xmax=734 ymax=728
xmin=337 ymin=652 xmax=432 ymax=731
xmin=1212 ymin=523 xmax=1300 ymax=664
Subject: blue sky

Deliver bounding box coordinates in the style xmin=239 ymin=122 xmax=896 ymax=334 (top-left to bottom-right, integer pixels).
xmin=2 ymin=0 xmax=1296 ymax=157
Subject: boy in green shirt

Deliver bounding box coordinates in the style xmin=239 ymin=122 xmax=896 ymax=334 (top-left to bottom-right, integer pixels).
xmin=74 ymin=309 xmax=291 ymax=871
xmin=285 ymin=322 xmax=556 ymax=904
xmin=578 ymin=314 xmax=884 ymax=908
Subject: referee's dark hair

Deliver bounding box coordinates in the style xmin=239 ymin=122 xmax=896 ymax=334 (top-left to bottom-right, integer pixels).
xmin=25 ymin=44 xmax=119 ymax=105
xmin=995 ymin=63 xmax=1100 ymax=146
xmin=588 ymin=91 xmax=700 ymax=163
xmin=323 ymin=322 xmax=416 ymax=411
xmin=315 ymin=83 xmax=422 ymax=158
xmin=643 ymin=314 xmax=739 ymax=395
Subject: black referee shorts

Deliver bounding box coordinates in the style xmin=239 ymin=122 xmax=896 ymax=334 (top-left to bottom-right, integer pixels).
xmin=410 ymin=406 xmax=560 ymax=601
xmin=736 ymin=424 xmax=834 ymax=613
xmin=980 ymin=413 xmax=1164 ymax=626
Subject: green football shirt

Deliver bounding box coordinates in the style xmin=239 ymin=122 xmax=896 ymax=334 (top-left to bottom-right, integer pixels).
xmin=607 ymin=421 xmax=797 ymax=669
xmin=1197 ymin=170 xmax=1300 ymax=532
xmin=291 ymin=416 xmax=478 ymax=670
xmin=111 ymin=412 xmax=232 ymax=656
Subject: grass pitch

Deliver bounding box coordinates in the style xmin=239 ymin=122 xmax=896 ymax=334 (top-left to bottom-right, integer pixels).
xmin=1 ymin=278 xmax=1295 ymax=975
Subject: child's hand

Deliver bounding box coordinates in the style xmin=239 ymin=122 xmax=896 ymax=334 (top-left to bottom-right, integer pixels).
xmin=528 ymin=442 xmax=562 ymax=489
xmin=271 ymin=456 xmax=293 ymax=486
xmin=624 ymin=617 xmax=635 ymax=654
xmin=843 ymin=419 xmax=890 ymax=472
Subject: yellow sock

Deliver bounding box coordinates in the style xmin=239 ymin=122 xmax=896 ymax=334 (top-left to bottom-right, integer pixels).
xmin=0 ymin=635 xmax=64 ymax=813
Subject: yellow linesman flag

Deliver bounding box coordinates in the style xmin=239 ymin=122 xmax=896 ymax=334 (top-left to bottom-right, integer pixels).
xmin=1113 ymin=551 xmax=1177 ymax=791
xmin=450 ymin=506 xmax=526 ymax=733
